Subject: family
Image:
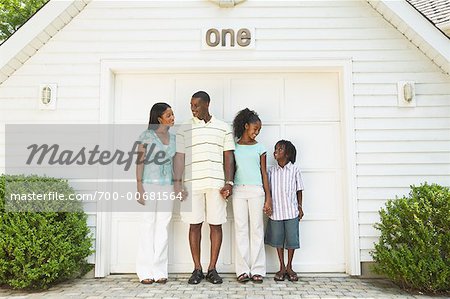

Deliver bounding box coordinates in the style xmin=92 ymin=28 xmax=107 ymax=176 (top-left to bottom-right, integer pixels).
xmin=135 ymin=91 xmax=304 ymax=285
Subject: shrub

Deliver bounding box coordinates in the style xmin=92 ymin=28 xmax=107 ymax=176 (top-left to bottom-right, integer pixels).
xmin=371 ymin=183 xmax=450 ymax=293
xmin=0 ymin=174 xmax=94 ymax=289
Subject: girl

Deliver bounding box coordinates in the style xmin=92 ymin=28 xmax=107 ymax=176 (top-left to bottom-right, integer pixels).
xmin=135 ymin=102 xmax=176 ymax=284
xmin=232 ymin=108 xmax=272 ymax=283
xmin=265 ymin=140 xmax=304 ymax=282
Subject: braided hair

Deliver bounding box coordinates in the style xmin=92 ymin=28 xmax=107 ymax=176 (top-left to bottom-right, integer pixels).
xmin=232 ymin=108 xmax=261 ymax=139
xmin=275 ymin=140 xmax=297 ymax=164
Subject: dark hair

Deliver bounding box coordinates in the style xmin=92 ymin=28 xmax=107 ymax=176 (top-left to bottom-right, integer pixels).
xmin=192 ymin=91 xmax=210 ymax=103
xmin=275 ymin=140 xmax=297 ymax=164
xmin=233 ymin=108 xmax=261 ymax=139
xmin=148 ymin=102 xmax=171 ymax=130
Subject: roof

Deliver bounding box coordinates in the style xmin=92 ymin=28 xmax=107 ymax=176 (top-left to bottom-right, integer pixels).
xmin=0 ymin=0 xmax=449 ymax=85
xmin=407 ymin=0 xmax=450 ymax=26
xmin=368 ymin=0 xmax=450 ymax=74
xmin=0 ymin=0 xmax=89 ymax=84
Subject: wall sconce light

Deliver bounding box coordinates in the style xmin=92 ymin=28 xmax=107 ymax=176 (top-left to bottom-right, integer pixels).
xmin=39 ymin=84 xmax=57 ymax=110
xmin=397 ymin=81 xmax=416 ymax=107
xmin=209 ymin=0 xmax=246 ymax=8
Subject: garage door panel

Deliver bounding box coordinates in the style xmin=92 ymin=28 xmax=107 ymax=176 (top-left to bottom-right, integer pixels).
xmin=302 ymin=171 xmax=339 ymax=218
xmin=285 ymin=124 xmax=341 ymax=169
xmin=110 ymin=215 xmax=140 ymax=273
xmin=226 ymin=78 xmax=282 ymax=122
xmin=285 ymin=73 xmax=340 ymax=121
xmin=115 ymin=75 xmax=175 ymax=124
xmin=299 ymin=220 xmax=345 ymax=265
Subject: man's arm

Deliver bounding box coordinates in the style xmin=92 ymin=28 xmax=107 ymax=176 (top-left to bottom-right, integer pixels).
xmin=173 ymin=152 xmax=186 ymax=200
xmin=220 ymin=150 xmax=235 ymax=199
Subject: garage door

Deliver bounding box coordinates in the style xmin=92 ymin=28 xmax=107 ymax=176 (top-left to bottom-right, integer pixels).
xmin=110 ymin=72 xmax=345 ymax=273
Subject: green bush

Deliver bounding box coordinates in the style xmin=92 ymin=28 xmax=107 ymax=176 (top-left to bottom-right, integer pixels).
xmin=371 ymin=183 xmax=450 ymax=293
xmin=0 ymin=174 xmax=94 ymax=289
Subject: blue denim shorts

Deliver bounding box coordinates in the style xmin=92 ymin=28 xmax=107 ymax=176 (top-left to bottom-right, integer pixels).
xmin=264 ymin=217 xmax=300 ymax=249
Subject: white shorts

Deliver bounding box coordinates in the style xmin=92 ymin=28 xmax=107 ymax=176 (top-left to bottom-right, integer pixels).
xmin=180 ymin=188 xmax=227 ymax=225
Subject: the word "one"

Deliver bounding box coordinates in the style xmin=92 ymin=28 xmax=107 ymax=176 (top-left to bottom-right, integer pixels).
xmin=205 ymin=28 xmax=252 ymax=47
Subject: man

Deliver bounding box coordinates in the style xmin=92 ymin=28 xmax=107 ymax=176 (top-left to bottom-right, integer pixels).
xmin=174 ymin=91 xmax=235 ymax=284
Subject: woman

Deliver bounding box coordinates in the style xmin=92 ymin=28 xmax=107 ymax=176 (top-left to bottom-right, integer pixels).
xmin=135 ymin=102 xmax=176 ymax=284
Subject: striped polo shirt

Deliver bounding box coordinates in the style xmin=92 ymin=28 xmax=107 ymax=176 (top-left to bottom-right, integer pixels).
xmin=268 ymin=162 xmax=304 ymax=221
xmin=176 ymin=116 xmax=235 ymax=191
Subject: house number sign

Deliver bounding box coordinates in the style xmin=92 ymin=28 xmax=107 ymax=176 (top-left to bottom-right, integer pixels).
xmin=204 ymin=28 xmax=253 ymax=48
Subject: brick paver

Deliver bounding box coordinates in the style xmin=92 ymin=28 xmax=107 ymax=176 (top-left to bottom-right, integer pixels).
xmin=0 ymin=274 xmax=447 ymax=299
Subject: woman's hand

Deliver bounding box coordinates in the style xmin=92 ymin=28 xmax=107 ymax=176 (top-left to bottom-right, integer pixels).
xmin=174 ymin=181 xmax=188 ymax=201
xmin=137 ymin=183 xmax=146 ymax=205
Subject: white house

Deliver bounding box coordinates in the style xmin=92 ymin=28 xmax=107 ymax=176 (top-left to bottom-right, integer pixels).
xmin=0 ymin=0 xmax=449 ymax=278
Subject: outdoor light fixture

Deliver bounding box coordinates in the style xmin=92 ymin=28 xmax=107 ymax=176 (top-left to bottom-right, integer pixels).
xmin=397 ymin=81 xmax=416 ymax=107
xmin=39 ymin=84 xmax=57 ymax=110
xmin=209 ymin=0 xmax=246 ymax=8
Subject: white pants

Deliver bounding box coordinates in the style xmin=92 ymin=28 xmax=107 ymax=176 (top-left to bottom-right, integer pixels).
xmin=232 ymin=185 xmax=266 ymax=276
xmin=136 ymin=184 xmax=174 ymax=281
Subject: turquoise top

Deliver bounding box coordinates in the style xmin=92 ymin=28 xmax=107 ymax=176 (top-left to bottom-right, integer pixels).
xmin=138 ymin=129 xmax=176 ymax=185
xmin=234 ymin=142 xmax=267 ymax=186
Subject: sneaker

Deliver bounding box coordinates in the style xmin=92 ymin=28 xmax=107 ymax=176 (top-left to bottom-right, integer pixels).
xmin=188 ymin=269 xmax=204 ymax=284
xmin=206 ymin=269 xmax=223 ymax=284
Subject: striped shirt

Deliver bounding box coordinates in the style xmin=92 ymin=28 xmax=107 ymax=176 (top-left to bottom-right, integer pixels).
xmin=268 ymin=162 xmax=304 ymax=220
xmin=176 ymin=116 xmax=235 ymax=191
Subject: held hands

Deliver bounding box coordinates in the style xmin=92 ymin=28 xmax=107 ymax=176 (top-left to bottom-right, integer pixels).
xmin=263 ymin=195 xmax=272 ymax=216
xmin=220 ymin=184 xmax=233 ymax=200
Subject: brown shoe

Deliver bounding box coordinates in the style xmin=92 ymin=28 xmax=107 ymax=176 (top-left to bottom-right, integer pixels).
xmin=274 ymin=270 xmax=286 ymax=281
xmin=286 ymin=270 xmax=298 ymax=282
xmin=140 ymin=278 xmax=154 ymax=284
xmin=155 ymin=278 xmax=167 ymax=284
xmin=251 ymin=274 xmax=263 ymax=284
xmin=237 ymin=273 xmax=250 ymax=283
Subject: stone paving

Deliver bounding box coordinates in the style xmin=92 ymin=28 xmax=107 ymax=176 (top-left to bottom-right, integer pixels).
xmin=0 ymin=274 xmax=447 ymax=299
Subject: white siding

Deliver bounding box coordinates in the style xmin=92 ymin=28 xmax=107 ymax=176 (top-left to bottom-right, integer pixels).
xmin=0 ymin=0 xmax=449 ymax=265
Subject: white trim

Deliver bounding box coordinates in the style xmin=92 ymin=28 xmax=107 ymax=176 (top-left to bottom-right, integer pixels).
xmin=0 ymin=0 xmax=76 ymax=70
xmin=97 ymin=59 xmax=360 ymax=277
xmin=94 ymin=61 xmax=115 ymax=277
xmin=340 ymin=61 xmax=360 ymax=275
xmin=377 ymin=0 xmax=450 ymax=65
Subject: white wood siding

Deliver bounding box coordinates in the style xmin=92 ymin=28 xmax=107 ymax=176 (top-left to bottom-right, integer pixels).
xmin=0 ymin=0 xmax=449 ymax=264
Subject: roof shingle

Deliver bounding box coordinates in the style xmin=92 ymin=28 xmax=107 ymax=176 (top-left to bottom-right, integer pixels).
xmin=407 ymin=0 xmax=450 ymax=25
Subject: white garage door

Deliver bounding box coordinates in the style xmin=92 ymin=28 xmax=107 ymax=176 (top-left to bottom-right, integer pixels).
xmin=110 ymin=72 xmax=345 ymax=273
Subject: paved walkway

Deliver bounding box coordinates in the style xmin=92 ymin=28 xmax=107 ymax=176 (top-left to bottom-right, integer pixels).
xmin=0 ymin=274 xmax=447 ymax=299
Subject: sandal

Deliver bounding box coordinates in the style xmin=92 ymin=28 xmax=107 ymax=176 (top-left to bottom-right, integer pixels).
xmin=286 ymin=270 xmax=298 ymax=282
xmin=237 ymin=273 xmax=250 ymax=283
xmin=155 ymin=278 xmax=167 ymax=284
xmin=251 ymin=274 xmax=263 ymax=284
xmin=274 ymin=270 xmax=286 ymax=281
xmin=140 ymin=278 xmax=154 ymax=284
